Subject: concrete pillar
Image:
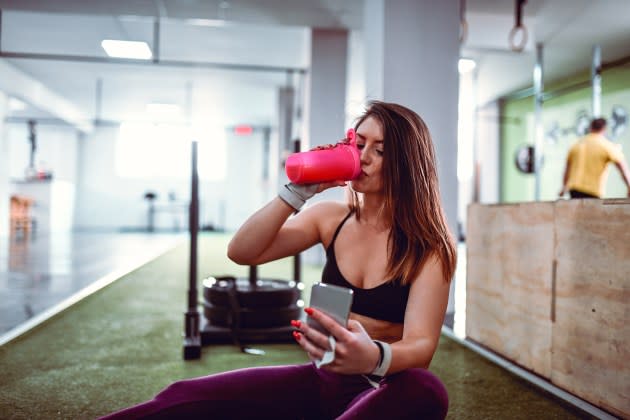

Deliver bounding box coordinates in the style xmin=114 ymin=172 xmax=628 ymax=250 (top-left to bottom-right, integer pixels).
xmin=0 ymin=92 xmax=8 ymax=238
xmin=300 ymin=28 xmax=349 ymax=265
xmin=365 ymin=0 xmax=459 ymax=239
xmin=364 ymin=0 xmax=460 ymax=313
xmin=278 ymin=86 xmax=295 ymax=153
xmin=306 ymin=28 xmax=348 ymax=203
xmin=278 ymin=85 xmax=296 ymax=188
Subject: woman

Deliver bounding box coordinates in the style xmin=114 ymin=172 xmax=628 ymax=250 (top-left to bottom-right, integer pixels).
xmin=101 ymin=101 xmax=456 ymax=419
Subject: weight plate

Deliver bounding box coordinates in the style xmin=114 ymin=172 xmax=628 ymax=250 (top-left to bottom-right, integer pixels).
xmin=202 ymin=301 xmax=301 ymax=329
xmin=203 ymin=276 xmax=300 ymax=308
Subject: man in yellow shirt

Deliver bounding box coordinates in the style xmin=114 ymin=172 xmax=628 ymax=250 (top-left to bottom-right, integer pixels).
xmin=559 ymin=118 xmax=630 ymax=198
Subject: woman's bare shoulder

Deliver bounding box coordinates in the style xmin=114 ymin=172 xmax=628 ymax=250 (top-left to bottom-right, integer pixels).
xmin=304 ymin=200 xmax=351 ymax=220
xmin=303 ymin=201 xmax=352 ymax=247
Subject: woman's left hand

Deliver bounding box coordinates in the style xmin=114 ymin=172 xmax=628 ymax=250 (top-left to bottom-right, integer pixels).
xmin=292 ymin=308 xmax=381 ymax=375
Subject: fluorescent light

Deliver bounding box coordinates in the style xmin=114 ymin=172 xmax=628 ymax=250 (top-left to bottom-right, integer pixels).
xmin=8 ymin=97 xmax=26 ymax=111
xmin=101 ymin=40 xmax=152 ymax=60
xmin=185 ymin=18 xmax=227 ymax=27
xmin=458 ymin=58 xmax=476 ymax=74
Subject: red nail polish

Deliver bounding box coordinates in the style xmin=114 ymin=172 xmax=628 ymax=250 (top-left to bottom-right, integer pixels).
xmin=292 ymin=331 xmax=301 ymax=341
xmin=304 ymin=308 xmax=314 ymax=316
xmin=290 ymin=320 xmax=301 ymax=328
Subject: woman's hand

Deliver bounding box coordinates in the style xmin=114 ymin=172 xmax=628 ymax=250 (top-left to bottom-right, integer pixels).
xmin=289 ymin=180 xmax=347 ymax=198
xmin=315 ymin=180 xmax=347 ymax=194
xmin=292 ymin=308 xmax=380 ymax=375
xmin=312 ymin=143 xmax=336 ymax=150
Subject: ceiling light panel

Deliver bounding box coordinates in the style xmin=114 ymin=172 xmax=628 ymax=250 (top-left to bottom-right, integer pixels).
xmin=101 ymin=40 xmax=152 ymax=60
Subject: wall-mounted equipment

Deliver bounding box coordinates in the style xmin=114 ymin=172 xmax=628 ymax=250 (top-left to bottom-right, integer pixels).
xmin=514 ymin=144 xmax=543 ymax=174
xmin=610 ymin=105 xmax=628 ymax=140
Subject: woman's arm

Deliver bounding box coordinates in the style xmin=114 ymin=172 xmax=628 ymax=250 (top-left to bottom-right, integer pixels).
xmin=614 ymin=160 xmax=630 ymax=197
xmin=389 ymin=254 xmax=450 ymax=370
xmin=227 ymin=197 xmax=308 ymax=265
xmin=227 ymin=184 xmax=346 ymax=265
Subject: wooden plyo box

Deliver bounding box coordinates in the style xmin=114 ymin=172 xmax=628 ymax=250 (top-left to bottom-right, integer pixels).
xmin=466 ymin=202 xmax=554 ymax=379
xmin=466 ymin=199 xmax=630 ymax=418
xmin=552 ymin=199 xmax=630 ymax=417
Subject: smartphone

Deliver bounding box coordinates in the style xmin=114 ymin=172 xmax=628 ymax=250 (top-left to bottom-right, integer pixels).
xmin=307 ymin=283 xmax=354 ymax=335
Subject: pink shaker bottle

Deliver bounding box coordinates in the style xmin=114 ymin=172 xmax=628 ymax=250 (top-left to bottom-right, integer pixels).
xmin=285 ymin=129 xmax=362 ymax=184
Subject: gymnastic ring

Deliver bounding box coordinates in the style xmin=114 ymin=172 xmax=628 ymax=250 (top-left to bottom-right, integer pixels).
xmin=509 ymin=25 xmax=528 ymax=52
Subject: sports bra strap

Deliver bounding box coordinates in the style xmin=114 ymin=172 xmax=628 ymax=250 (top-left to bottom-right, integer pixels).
xmin=330 ymin=209 xmax=355 ymax=246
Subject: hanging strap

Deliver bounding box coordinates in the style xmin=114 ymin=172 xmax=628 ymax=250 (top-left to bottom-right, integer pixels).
xmin=225 ymin=278 xmax=265 ymax=355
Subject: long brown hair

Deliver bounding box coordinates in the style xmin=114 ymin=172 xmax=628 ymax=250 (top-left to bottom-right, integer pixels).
xmin=351 ymin=101 xmax=457 ymax=284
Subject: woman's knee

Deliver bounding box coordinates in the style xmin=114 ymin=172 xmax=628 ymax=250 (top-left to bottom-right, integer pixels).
xmin=155 ymin=378 xmax=196 ymax=401
xmin=388 ymin=369 xmax=449 ymax=418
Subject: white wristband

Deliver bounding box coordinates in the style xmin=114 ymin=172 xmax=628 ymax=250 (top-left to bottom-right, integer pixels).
xmin=371 ymin=340 xmax=392 ymax=377
xmin=278 ymin=183 xmax=318 ymax=211
xmin=278 ymin=184 xmax=304 ymax=210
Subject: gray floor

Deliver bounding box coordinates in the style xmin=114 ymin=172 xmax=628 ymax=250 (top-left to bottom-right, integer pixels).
xmin=0 ymin=231 xmax=185 ymax=335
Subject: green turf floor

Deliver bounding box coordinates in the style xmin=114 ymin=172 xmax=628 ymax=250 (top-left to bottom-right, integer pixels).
xmin=0 ymin=233 xmax=593 ymax=419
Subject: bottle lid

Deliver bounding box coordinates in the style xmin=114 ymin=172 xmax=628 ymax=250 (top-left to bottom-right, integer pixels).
xmin=346 ymin=128 xmax=355 ymax=144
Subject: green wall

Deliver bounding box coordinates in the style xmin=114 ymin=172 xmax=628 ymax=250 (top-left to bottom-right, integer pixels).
xmin=500 ymin=66 xmax=630 ymax=202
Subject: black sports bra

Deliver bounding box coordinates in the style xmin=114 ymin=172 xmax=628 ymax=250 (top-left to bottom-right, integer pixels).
xmin=321 ymin=211 xmax=410 ymax=323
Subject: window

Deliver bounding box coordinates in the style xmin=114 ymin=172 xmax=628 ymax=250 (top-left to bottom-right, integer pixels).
xmin=115 ymin=122 xmax=226 ymax=181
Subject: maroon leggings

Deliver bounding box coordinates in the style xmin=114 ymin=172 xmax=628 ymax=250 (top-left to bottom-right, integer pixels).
xmin=99 ymin=363 xmax=448 ymax=419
